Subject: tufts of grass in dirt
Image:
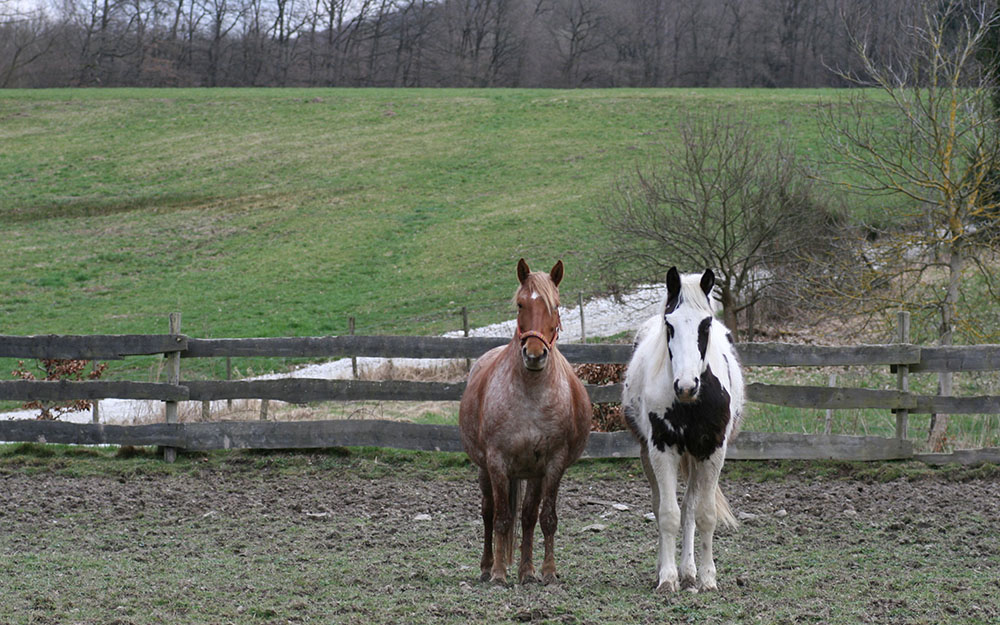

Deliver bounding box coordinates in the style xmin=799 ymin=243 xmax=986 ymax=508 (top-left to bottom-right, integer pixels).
xmin=2 ymin=445 xmax=1000 ymax=625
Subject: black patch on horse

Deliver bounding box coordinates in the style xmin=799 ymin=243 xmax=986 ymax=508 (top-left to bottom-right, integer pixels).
xmin=697 ymin=317 xmax=711 ymax=359
xmin=647 ymin=366 xmax=731 ymax=460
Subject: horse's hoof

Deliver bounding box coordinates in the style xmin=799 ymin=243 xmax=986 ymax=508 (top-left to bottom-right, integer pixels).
xmin=541 ymin=572 xmax=558 ymax=586
xmin=489 ymin=575 xmax=510 ymax=588
xmin=518 ymin=568 xmax=541 ymax=585
xmin=479 ymin=571 xmax=492 ymax=583
xmin=698 ymin=580 xmax=718 ymax=593
xmin=679 ymin=575 xmax=697 ymax=591
xmin=655 ymin=579 xmax=679 ymax=593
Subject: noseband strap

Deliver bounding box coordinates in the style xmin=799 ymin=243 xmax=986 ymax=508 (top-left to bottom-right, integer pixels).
xmin=518 ymin=327 xmax=558 ymax=350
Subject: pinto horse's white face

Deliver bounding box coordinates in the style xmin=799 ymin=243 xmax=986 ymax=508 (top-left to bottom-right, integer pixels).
xmin=663 ymin=266 xmax=716 ymax=403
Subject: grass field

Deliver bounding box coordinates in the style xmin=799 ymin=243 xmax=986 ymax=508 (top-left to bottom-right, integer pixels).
xmin=2 ymin=88 xmax=839 ymax=342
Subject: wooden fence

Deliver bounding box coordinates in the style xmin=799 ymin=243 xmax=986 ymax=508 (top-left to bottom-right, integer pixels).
xmin=2 ymin=320 xmax=1000 ymax=464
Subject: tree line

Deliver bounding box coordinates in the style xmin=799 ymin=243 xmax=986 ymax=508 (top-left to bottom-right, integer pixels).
xmin=2 ymin=0 xmax=918 ymax=88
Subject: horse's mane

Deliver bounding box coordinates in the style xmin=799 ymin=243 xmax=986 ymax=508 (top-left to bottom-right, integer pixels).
xmin=513 ymin=271 xmax=560 ymax=313
xmin=670 ymin=273 xmax=719 ymax=317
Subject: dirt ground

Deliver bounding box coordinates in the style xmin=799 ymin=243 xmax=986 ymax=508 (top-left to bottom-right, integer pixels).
xmin=3 ymin=454 xmax=1000 ymax=624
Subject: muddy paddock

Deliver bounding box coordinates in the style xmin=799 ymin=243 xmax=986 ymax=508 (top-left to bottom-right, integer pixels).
xmin=2 ymin=451 xmax=1000 ymax=624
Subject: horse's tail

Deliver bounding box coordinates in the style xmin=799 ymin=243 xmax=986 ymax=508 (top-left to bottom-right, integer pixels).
xmin=680 ymin=456 xmax=738 ymax=530
xmin=502 ymin=477 xmax=523 ymax=567
xmin=714 ymin=484 xmax=738 ymax=530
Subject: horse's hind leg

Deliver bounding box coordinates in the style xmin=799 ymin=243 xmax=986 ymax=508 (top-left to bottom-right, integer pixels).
xmin=478 ymin=467 xmax=495 ymax=582
xmin=518 ymin=478 xmax=543 ymax=584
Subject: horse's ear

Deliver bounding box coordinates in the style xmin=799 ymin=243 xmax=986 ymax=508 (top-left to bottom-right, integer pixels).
xmin=549 ymin=260 xmax=564 ymax=287
xmin=517 ymin=258 xmax=531 ymax=284
xmin=666 ymin=267 xmax=681 ymax=298
xmin=665 ymin=267 xmax=681 ymax=313
xmin=700 ymin=269 xmax=715 ymax=298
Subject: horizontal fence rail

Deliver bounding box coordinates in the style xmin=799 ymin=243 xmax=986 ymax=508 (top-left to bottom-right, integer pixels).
xmin=0 ymin=419 xmax=918 ymax=462
xmin=1 ymin=378 xmax=994 ymax=415
xmin=2 ymin=332 xmax=1000 ymax=464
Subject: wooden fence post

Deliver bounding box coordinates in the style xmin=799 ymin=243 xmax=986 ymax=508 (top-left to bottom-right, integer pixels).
xmin=462 ymin=306 xmax=471 ymax=371
xmin=824 ymin=373 xmax=836 ymax=435
xmin=226 ymin=357 xmax=232 ymax=411
xmin=91 ymin=360 xmax=100 ymax=424
xmin=163 ymin=312 xmax=181 ymax=463
xmin=578 ymin=293 xmax=586 ymax=344
xmin=895 ymin=310 xmax=911 ymax=441
xmin=349 ymin=317 xmax=358 ymax=379
xmin=260 ymin=398 xmax=269 ymax=420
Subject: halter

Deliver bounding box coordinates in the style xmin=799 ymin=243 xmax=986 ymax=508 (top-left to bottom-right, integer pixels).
xmin=517 ymin=317 xmax=560 ymax=350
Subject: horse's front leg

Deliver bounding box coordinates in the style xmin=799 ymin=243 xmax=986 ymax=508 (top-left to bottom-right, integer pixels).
xmin=648 ymin=446 xmax=681 ymax=592
xmin=518 ymin=478 xmax=543 ymax=584
xmin=690 ymin=451 xmax=726 ymax=592
xmin=487 ymin=466 xmax=514 ymax=585
xmin=477 ymin=468 xmax=495 ymax=582
xmin=679 ymin=455 xmax=698 ymax=590
xmin=538 ymin=470 xmax=564 ymax=585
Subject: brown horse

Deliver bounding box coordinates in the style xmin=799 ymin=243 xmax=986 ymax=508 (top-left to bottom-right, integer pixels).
xmin=459 ymin=259 xmax=592 ymax=586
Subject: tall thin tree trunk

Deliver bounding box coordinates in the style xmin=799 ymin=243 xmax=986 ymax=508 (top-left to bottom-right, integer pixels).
xmin=928 ymin=241 xmax=963 ymax=451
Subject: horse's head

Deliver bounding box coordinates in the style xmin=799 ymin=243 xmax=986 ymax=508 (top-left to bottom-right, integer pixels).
xmin=514 ymin=258 xmax=563 ymax=371
xmin=663 ymin=266 xmax=716 ymax=403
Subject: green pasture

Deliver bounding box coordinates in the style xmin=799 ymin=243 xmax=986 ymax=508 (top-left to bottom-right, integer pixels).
xmin=3 ymin=88 xmax=998 ymax=448
xmin=1 ymin=87 xmax=839 ymax=342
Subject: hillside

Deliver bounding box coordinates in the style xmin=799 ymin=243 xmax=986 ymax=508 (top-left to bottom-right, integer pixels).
xmin=2 ymin=88 xmax=836 ymax=343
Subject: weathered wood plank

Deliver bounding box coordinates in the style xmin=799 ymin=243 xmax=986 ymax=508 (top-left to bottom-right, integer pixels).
xmin=0 ymin=334 xmax=187 ymax=359
xmin=180 ymin=420 xmax=468 ymax=452
xmin=183 ymin=379 xmax=623 ymax=403
xmin=0 ymin=419 xmax=915 ymax=461
xmin=183 ymin=379 xmax=467 ymax=402
xmin=746 ymin=383 xmax=917 ymax=410
xmin=913 ymin=447 xmax=1000 ymax=465
xmin=556 ymin=343 xmax=633 ymax=364
xmin=909 ymin=345 xmax=1000 ymax=373
xmin=727 ymin=431 xmax=912 ymax=461
xmin=182 ymin=336 xmax=510 ymax=359
xmin=582 ymin=431 xmax=639 ymax=458
xmin=0 ymin=380 xmax=188 ymax=401
xmin=183 ymin=336 xmax=636 ymax=364
xmin=737 ymin=343 xmax=921 ymax=367
xmin=584 ymin=384 xmax=623 ymax=404
xmin=911 ymin=395 xmax=1000 ymax=415
xmin=581 ymin=431 xmax=913 ymax=461
xmin=0 ymin=420 xmax=184 ymax=447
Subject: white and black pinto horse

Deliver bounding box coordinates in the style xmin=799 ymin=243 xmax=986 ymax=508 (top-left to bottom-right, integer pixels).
xmin=622 ymin=267 xmax=744 ymax=593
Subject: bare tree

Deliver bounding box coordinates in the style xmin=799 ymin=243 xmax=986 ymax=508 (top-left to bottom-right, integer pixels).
xmin=821 ymin=0 xmax=1000 ymax=450
xmin=599 ymin=110 xmax=841 ymax=339
xmin=0 ymin=5 xmax=56 ymax=87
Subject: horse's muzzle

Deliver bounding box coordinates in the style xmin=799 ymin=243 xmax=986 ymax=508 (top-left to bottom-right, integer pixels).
xmin=674 ymin=378 xmax=700 ymax=403
xmin=522 ymin=347 xmax=549 ymax=371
